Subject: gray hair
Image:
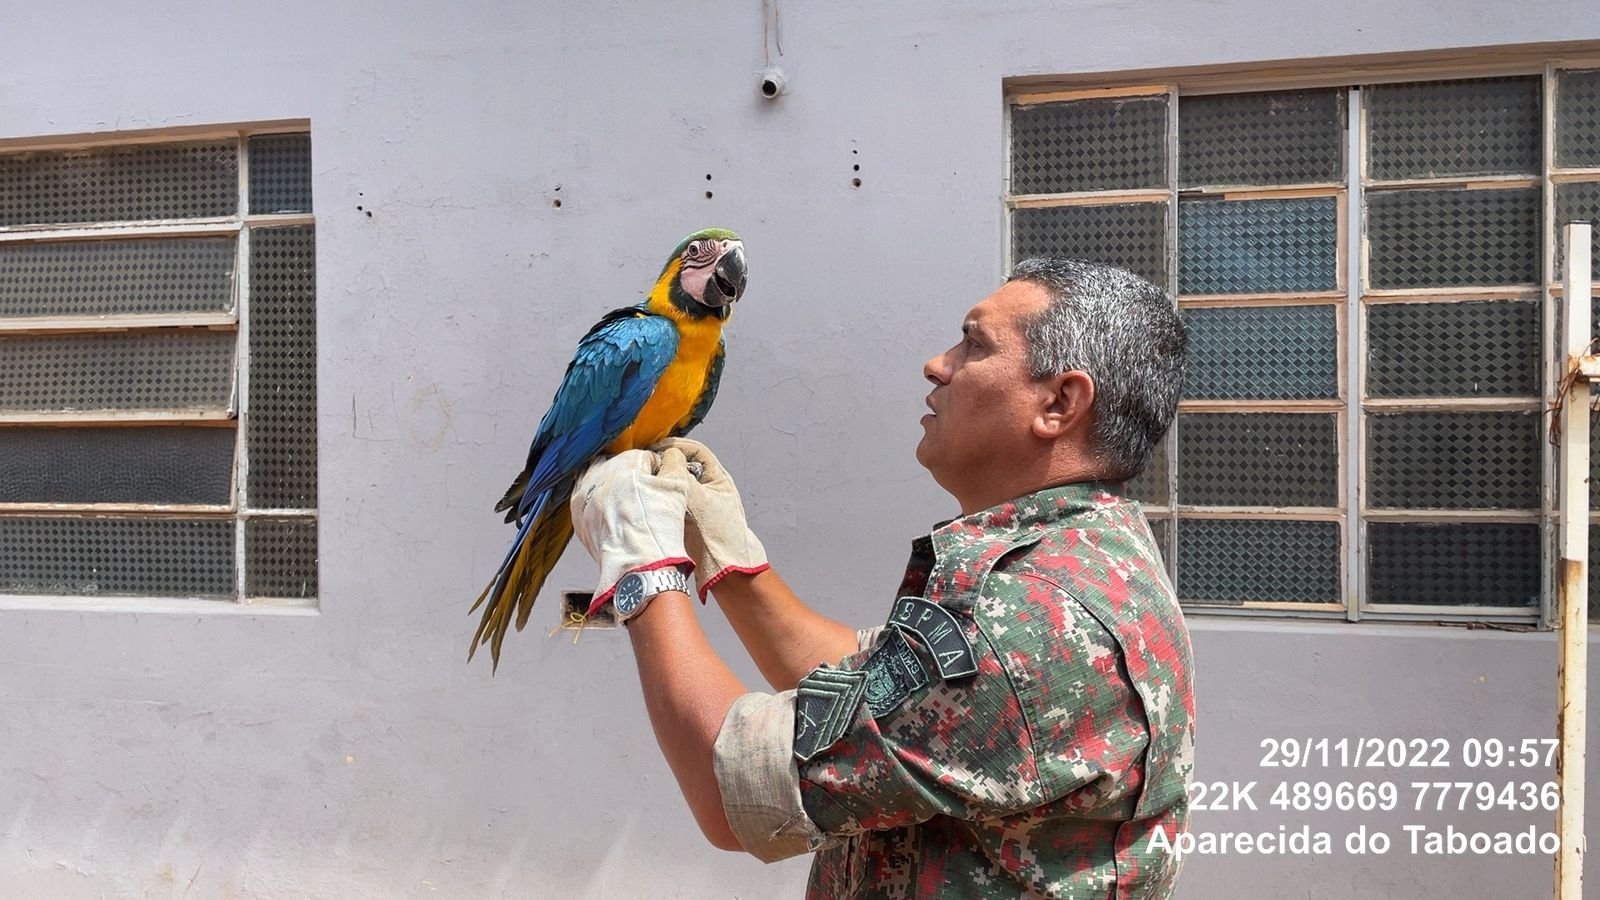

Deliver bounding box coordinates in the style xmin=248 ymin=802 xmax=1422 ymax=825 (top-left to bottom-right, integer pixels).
xmin=1008 ymin=258 xmax=1187 ymax=481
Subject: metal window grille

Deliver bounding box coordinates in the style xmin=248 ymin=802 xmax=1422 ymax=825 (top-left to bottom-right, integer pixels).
xmin=0 ymin=126 xmax=318 ymax=606
xmin=1365 ymin=300 xmax=1539 ymax=398
xmin=1555 ymin=69 xmax=1600 ymax=168
xmin=1181 ymin=305 xmax=1340 ymax=400
xmin=1010 ymin=95 xmax=1168 ymax=194
xmin=0 ymin=140 xmax=237 ymax=228
xmin=1011 ymin=201 xmax=1167 ymax=286
xmin=0 ymin=236 xmax=236 ymax=318
xmin=1177 ymin=519 xmax=1342 ymax=604
xmin=1008 ymin=63 xmax=1600 ymax=623
xmin=1366 ymin=77 xmax=1542 ymax=180
xmin=1178 ymin=196 xmax=1341 ymax=294
xmin=1178 ymin=89 xmax=1346 ymax=188
xmin=1176 ymin=413 xmax=1340 ymax=507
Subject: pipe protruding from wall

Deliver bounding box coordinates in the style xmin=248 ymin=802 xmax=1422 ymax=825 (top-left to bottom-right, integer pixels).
xmin=760 ymin=67 xmax=787 ymax=100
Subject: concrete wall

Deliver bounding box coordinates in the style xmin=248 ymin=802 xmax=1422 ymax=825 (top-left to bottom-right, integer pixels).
xmin=1 ymin=1 xmax=1597 ymax=897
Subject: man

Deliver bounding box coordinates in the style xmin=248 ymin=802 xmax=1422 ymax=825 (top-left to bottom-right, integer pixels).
xmin=568 ymin=258 xmax=1195 ymax=898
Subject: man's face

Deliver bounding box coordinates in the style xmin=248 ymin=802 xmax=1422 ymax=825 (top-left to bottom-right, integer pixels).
xmin=916 ymin=280 xmax=1053 ymax=503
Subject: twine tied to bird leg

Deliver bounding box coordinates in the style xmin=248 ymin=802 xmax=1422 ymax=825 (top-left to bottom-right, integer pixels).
xmin=548 ymin=608 xmax=592 ymax=643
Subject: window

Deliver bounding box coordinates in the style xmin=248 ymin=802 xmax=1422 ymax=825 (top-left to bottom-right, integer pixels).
xmin=0 ymin=125 xmax=318 ymax=607
xmin=1006 ymin=53 xmax=1600 ymax=622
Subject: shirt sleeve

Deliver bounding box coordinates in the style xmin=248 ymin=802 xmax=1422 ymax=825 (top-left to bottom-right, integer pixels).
xmin=711 ymin=626 xmax=891 ymax=859
xmin=712 ymin=690 xmax=837 ymax=862
xmin=794 ymin=626 xmax=1045 ymax=836
xmin=712 ymin=614 xmax=1048 ymax=858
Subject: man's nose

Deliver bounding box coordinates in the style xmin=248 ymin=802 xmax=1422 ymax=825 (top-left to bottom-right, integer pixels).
xmin=924 ymin=352 xmax=949 ymax=386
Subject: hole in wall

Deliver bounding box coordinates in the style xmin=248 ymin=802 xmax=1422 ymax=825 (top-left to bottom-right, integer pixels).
xmin=563 ymin=590 xmax=617 ymax=629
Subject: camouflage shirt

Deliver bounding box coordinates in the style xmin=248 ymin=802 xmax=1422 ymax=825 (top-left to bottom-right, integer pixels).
xmin=712 ymin=482 xmax=1195 ymax=899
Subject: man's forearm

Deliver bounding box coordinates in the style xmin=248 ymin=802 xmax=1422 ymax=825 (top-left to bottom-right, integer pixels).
xmin=626 ymin=591 xmax=747 ymax=851
xmin=708 ymin=568 xmax=861 ymax=691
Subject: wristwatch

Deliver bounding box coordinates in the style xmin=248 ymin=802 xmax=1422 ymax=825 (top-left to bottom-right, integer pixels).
xmin=614 ymin=567 xmax=690 ymax=620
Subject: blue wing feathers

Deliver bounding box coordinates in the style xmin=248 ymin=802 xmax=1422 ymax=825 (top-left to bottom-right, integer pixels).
xmin=509 ymin=311 xmax=678 ymax=522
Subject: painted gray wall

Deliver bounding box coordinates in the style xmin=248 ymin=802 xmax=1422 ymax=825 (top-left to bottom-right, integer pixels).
xmin=1 ymin=1 xmax=1597 ymax=897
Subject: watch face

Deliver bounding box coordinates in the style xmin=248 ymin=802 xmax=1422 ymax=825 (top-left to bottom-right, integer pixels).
xmin=616 ymin=575 xmax=645 ymax=615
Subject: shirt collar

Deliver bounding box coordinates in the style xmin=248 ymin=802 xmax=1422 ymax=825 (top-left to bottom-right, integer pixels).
xmin=928 ymin=480 xmax=1125 ymax=560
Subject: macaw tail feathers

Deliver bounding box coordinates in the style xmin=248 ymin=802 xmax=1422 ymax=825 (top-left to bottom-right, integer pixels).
xmin=469 ymin=478 xmax=576 ymax=671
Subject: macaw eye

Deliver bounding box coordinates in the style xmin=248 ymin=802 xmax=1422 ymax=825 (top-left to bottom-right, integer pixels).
xmin=684 ymin=240 xmax=717 ymax=264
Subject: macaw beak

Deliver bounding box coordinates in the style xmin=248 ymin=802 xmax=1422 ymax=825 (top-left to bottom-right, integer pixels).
xmin=704 ymin=243 xmax=747 ymax=308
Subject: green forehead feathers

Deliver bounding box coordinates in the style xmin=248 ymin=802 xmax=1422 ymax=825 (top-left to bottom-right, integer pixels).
xmin=671 ymin=227 xmax=741 ymax=257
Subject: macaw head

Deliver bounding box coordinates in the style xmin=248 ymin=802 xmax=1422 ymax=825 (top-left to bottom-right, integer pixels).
xmin=662 ymin=227 xmax=747 ymax=319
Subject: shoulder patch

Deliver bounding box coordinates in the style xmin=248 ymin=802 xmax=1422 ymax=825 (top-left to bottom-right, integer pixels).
xmin=862 ymin=629 xmax=929 ymax=719
xmin=890 ymin=596 xmax=978 ymax=680
xmin=793 ymin=667 xmax=867 ymax=763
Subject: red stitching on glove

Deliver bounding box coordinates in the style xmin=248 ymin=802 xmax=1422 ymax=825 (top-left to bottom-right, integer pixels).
xmin=585 ymin=557 xmax=695 ymax=618
xmin=697 ymin=563 xmax=772 ymax=602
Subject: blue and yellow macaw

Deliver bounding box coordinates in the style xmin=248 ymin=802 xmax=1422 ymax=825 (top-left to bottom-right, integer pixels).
xmin=470 ymin=228 xmax=748 ymax=668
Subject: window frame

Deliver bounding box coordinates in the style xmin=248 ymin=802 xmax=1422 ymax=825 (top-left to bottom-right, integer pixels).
xmin=1003 ymin=44 xmax=1600 ymax=627
xmin=0 ymin=121 xmax=318 ymax=613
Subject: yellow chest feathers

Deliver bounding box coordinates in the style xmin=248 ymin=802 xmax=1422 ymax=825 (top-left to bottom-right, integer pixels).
xmin=606 ymin=312 xmax=723 ymax=453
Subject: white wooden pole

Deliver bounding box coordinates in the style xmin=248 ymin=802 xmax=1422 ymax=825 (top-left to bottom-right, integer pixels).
xmin=1557 ymin=221 xmax=1592 ymax=900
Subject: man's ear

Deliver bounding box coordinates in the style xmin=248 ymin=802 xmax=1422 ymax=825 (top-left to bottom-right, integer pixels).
xmin=1033 ymin=370 xmax=1096 ymax=440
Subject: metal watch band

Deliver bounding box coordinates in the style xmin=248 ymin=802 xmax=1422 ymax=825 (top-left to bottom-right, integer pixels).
xmin=637 ymin=566 xmax=689 ymax=597
xmin=614 ymin=566 xmax=690 ymax=620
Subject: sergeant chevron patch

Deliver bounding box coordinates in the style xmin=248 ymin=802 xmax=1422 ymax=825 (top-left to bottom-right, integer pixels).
xmin=793 ymin=667 xmax=868 ymax=762
xmin=889 ymin=596 xmax=978 ymax=679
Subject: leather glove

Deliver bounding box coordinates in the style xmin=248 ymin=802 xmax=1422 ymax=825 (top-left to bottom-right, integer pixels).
xmin=653 ymin=437 xmax=770 ymax=600
xmin=570 ymin=447 xmax=695 ymax=618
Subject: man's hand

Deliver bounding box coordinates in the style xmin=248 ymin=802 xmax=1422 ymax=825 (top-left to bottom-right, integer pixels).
xmin=653 ymin=437 xmax=770 ymax=599
xmin=653 ymin=438 xmax=857 ymax=691
xmin=570 ymin=447 xmax=696 ymax=617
